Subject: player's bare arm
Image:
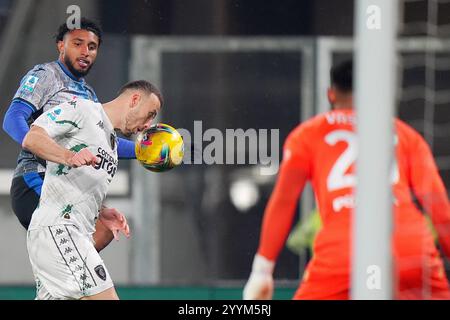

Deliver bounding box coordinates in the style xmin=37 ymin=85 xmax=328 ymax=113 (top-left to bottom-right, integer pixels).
xmin=22 ymin=126 xmax=97 ymax=168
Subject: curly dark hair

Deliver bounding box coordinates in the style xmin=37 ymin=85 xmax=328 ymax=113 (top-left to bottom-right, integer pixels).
xmin=55 ymin=17 xmax=103 ymax=46
xmin=331 ymin=60 xmax=353 ymax=93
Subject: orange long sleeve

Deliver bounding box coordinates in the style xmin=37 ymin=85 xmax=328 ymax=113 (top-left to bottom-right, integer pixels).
xmin=409 ymin=133 xmax=450 ymax=259
xmin=257 ymin=127 xmax=310 ymax=261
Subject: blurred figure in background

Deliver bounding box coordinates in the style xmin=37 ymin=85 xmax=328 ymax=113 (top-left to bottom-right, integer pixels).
xmin=244 ymin=60 xmax=450 ymax=300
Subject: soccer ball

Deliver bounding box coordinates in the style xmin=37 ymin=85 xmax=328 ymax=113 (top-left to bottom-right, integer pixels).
xmin=135 ymin=123 xmax=184 ymax=172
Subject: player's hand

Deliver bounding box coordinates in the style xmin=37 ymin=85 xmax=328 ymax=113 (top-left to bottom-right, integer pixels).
xmin=243 ymin=254 xmax=275 ymax=300
xmin=98 ymin=207 xmax=130 ymax=241
xmin=66 ymin=148 xmax=98 ymax=168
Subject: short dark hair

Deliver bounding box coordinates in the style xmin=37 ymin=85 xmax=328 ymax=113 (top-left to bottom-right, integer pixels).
xmin=119 ymin=80 xmax=164 ymax=107
xmin=331 ymin=60 xmax=353 ymax=93
xmin=55 ymin=17 xmax=103 ymax=46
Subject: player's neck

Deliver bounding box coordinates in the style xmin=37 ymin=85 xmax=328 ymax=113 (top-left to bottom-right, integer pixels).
xmin=102 ymin=98 xmax=125 ymax=129
xmin=333 ymin=96 xmax=354 ymax=110
xmin=333 ymin=104 xmax=354 ymax=110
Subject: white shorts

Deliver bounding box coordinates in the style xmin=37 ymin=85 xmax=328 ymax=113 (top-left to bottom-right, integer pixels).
xmin=27 ymin=224 xmax=114 ymax=300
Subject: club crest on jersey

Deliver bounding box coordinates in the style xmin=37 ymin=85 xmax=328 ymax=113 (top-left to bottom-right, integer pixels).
xmin=94 ymin=147 xmax=118 ymax=178
xmin=94 ymin=265 xmax=107 ymax=281
xmin=61 ymin=204 xmax=73 ymax=219
xmin=22 ymin=75 xmax=39 ymax=93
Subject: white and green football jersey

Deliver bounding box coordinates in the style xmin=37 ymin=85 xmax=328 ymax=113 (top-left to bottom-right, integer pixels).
xmin=28 ymin=98 xmax=118 ymax=236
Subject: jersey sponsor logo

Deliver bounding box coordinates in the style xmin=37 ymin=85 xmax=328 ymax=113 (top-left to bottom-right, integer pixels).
xmin=94 ymin=147 xmax=118 ymax=178
xmin=94 ymin=265 xmax=107 ymax=281
xmin=22 ymin=75 xmax=39 ymax=93
xmin=96 ymin=120 xmax=104 ymax=129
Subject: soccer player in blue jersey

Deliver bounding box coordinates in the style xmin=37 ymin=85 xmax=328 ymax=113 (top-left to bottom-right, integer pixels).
xmin=2 ymin=18 xmax=133 ymax=251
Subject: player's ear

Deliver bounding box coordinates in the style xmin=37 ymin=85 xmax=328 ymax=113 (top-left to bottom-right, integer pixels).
xmin=57 ymin=41 xmax=64 ymax=55
xmin=327 ymin=88 xmax=336 ymax=105
xmin=130 ymin=93 xmax=141 ymax=109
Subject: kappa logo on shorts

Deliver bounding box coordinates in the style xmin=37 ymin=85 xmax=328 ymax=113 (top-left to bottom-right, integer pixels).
xmin=94 ymin=265 xmax=107 ymax=281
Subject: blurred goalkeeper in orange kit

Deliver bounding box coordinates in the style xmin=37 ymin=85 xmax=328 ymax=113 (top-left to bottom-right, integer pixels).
xmin=244 ymin=60 xmax=450 ymax=300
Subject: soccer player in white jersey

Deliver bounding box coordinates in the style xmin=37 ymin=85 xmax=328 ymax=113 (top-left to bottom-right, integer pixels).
xmin=3 ymin=18 xmax=136 ymax=252
xmin=22 ymin=80 xmax=162 ymax=300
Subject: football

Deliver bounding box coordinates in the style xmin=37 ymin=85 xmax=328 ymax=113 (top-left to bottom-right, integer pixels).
xmin=135 ymin=123 xmax=184 ymax=172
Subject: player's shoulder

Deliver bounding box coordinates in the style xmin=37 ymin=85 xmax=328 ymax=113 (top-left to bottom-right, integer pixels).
xmin=20 ymin=62 xmax=60 ymax=88
xmin=68 ymin=98 xmax=101 ymax=111
xmin=395 ymin=118 xmax=423 ymax=143
xmin=51 ymin=99 xmax=101 ymax=126
xmin=394 ymin=118 xmax=431 ymax=153
xmin=288 ymin=110 xmax=346 ymax=138
xmin=83 ymin=81 xmax=96 ymax=93
xmin=56 ymin=98 xmax=95 ymax=112
xmin=285 ymin=113 xmax=325 ymax=145
xmin=395 ymin=118 xmax=417 ymax=134
xmin=25 ymin=61 xmax=58 ymax=76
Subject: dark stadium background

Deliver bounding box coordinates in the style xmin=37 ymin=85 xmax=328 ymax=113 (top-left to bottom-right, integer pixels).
xmin=0 ymin=0 xmax=448 ymax=299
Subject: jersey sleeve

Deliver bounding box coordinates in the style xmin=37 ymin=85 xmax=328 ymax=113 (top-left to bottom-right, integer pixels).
xmin=117 ymin=138 xmax=136 ymax=159
xmin=282 ymin=124 xmax=313 ymax=178
xmin=408 ymin=131 xmax=450 ymax=259
xmin=257 ymin=124 xmax=312 ymax=261
xmin=2 ymin=100 xmax=34 ymax=145
xmin=13 ymin=65 xmax=58 ymax=111
xmin=32 ymin=100 xmax=84 ymax=139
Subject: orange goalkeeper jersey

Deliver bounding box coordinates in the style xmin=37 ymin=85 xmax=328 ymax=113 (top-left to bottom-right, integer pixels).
xmin=258 ymin=109 xmax=450 ymax=298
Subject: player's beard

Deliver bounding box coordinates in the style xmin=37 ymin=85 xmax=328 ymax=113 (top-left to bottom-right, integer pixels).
xmin=64 ymin=55 xmax=93 ymax=79
xmin=123 ymin=117 xmax=134 ymax=138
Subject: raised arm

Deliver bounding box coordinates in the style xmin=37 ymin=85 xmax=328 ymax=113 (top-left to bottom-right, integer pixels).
xmin=22 ymin=126 xmax=73 ymax=165
xmin=257 ymin=160 xmax=309 ymax=261
xmin=244 ymin=127 xmax=311 ymax=300
xmin=22 ymin=102 xmax=97 ymax=168
xmin=23 ymin=126 xmax=97 ymax=168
